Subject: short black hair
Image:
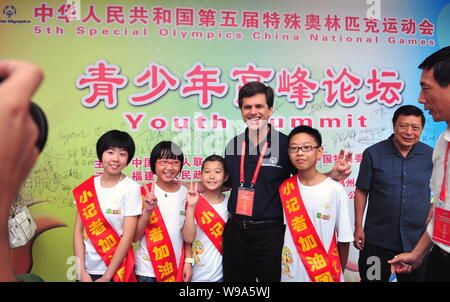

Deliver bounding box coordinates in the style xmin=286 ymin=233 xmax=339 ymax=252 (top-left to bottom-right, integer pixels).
xmin=96 ymin=130 xmax=135 ymax=165
xmin=288 ymin=125 xmax=322 ymax=147
xmin=392 ymin=105 xmax=425 ymax=127
xmin=238 ymin=81 xmax=274 ymax=109
xmin=150 ymin=141 xmax=184 ymax=174
xmin=418 ymin=46 xmax=450 ymax=87
xmin=201 ymin=154 xmax=228 ymax=175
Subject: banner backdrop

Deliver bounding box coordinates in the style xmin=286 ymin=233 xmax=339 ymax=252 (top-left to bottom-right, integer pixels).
xmin=1 ymin=0 xmax=449 ymax=281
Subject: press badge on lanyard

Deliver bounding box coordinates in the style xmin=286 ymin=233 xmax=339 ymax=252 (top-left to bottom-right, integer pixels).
xmin=236 ymin=141 xmax=268 ymax=216
xmin=432 ymin=142 xmax=450 ymax=245
xmin=432 ymin=208 xmax=450 ymax=245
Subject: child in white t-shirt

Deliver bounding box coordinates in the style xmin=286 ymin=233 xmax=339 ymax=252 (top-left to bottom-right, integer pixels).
xmin=280 ymin=126 xmax=353 ymax=282
xmin=73 ymin=130 xmax=142 ymax=282
xmin=134 ymin=141 xmax=192 ymax=282
xmin=183 ymin=155 xmax=229 ymax=282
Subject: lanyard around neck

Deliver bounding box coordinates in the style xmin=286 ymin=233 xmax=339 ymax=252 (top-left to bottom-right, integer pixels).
xmin=240 ymin=140 xmax=269 ymax=188
xmin=439 ymin=142 xmax=450 ymax=201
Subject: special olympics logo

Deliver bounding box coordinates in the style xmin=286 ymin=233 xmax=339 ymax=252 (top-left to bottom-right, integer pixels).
xmin=270 ymin=157 xmax=278 ymax=165
xmin=2 ymin=5 xmax=16 ymax=19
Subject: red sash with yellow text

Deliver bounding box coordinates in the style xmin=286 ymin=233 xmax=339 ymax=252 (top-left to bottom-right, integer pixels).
xmin=194 ymin=195 xmax=226 ymax=255
xmin=141 ymin=183 xmax=185 ymax=282
xmin=279 ymin=175 xmax=341 ymax=282
xmin=73 ymin=176 xmax=137 ymax=282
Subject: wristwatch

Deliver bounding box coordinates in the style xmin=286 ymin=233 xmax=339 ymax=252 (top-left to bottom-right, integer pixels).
xmin=185 ymin=257 xmax=195 ymax=266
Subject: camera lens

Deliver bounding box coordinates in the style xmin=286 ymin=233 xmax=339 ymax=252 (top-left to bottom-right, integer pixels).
xmin=29 ymin=102 xmax=48 ymax=152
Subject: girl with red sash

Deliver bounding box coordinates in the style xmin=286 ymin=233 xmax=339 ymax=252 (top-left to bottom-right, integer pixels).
xmin=183 ymin=155 xmax=229 ymax=282
xmin=73 ymin=130 xmax=142 ymax=282
xmin=280 ymin=126 xmax=353 ymax=282
xmin=134 ymin=141 xmax=193 ymax=282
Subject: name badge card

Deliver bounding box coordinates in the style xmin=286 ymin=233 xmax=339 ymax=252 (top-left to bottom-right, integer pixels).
xmin=432 ymin=207 xmax=450 ymax=245
xmin=236 ymin=187 xmax=255 ymax=216
xmin=236 ymin=141 xmax=268 ymax=217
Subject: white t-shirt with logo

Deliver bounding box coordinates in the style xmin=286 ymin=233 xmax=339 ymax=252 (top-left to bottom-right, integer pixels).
xmin=135 ymin=184 xmax=187 ymax=278
xmin=191 ymin=195 xmax=229 ymax=282
xmin=281 ymin=177 xmax=354 ymax=282
xmin=83 ymin=176 xmax=142 ymax=275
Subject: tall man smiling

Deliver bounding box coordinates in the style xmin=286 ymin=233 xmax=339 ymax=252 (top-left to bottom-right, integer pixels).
xmin=354 ymin=105 xmax=433 ymax=282
xmin=223 ymin=82 xmax=352 ymax=282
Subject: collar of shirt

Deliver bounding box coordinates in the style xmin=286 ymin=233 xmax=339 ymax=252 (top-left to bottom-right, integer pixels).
xmin=443 ymin=126 xmax=450 ymax=142
xmin=385 ymin=134 xmax=427 ymax=157
xmin=244 ymin=124 xmax=273 ymax=153
xmin=431 ymin=128 xmax=450 ymax=203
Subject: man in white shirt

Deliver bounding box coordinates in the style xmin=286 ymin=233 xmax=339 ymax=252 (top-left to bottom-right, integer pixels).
xmin=389 ymin=46 xmax=450 ymax=282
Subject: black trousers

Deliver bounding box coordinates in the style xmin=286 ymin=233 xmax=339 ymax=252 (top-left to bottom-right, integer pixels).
xmin=425 ymin=245 xmax=450 ymax=282
xmin=222 ymin=216 xmax=285 ymax=282
xmin=358 ymin=242 xmax=428 ymax=282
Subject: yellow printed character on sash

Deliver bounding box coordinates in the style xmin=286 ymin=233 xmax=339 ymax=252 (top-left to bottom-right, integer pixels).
xmin=149 ymin=211 xmax=158 ymax=224
xmin=79 ymin=190 xmax=93 ymax=204
xmin=149 ymin=226 xmax=164 ymax=243
xmin=283 ymin=181 xmax=295 ymax=196
xmin=82 ymin=203 xmax=98 ymax=220
xmin=286 ymin=197 xmax=301 ymax=213
xmin=209 ymin=222 xmax=223 ymax=238
xmin=298 ymin=234 xmax=318 ymax=252
xmin=201 ymin=211 xmax=214 ymax=224
xmin=158 ymin=261 xmax=174 ymax=279
xmin=116 ymin=266 xmax=125 ymax=282
xmin=88 ymin=218 xmax=107 ymax=236
xmin=307 ymin=253 xmax=327 ymax=272
xmin=330 ymin=247 xmax=341 ymax=274
xmin=153 ymin=244 xmax=170 ymax=261
xmin=291 ymin=215 xmax=307 ymax=232
xmin=98 ymin=234 xmax=118 ymax=253
xmin=330 ymin=246 xmax=339 ymax=255
xmin=332 ymin=259 xmax=340 ymax=274
xmin=314 ymin=272 xmax=334 ymax=282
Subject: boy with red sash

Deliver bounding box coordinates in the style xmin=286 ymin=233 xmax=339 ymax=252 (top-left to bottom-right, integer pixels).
xmin=183 ymin=155 xmax=229 ymax=282
xmin=134 ymin=141 xmax=193 ymax=282
xmin=280 ymin=126 xmax=353 ymax=282
xmin=73 ymin=130 xmax=141 ymax=282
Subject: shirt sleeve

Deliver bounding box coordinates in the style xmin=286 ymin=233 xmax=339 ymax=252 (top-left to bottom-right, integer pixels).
xmin=356 ymin=148 xmax=373 ymax=191
xmin=124 ymin=180 xmax=143 ymax=217
xmin=335 ymin=183 xmax=354 ymax=243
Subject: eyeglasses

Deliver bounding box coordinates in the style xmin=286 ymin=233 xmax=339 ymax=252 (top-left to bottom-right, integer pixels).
xmin=287 ymin=146 xmax=320 ymax=153
xmin=157 ymin=159 xmax=182 ymax=167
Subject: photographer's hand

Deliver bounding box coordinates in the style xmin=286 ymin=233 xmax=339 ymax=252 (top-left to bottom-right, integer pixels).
xmin=0 ymin=60 xmax=43 ymax=281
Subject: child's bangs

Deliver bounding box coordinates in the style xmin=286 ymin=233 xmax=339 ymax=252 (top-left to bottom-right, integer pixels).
xmin=158 ymin=147 xmax=180 ymax=160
